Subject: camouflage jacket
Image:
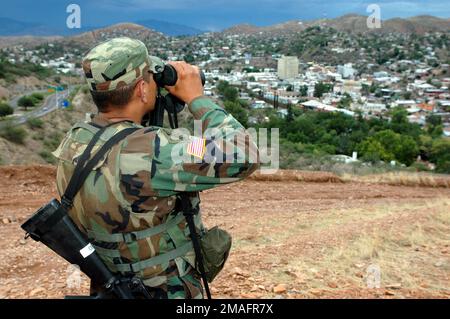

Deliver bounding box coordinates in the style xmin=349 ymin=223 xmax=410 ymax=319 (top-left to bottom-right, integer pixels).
xmin=53 ymin=96 xmax=260 ymax=297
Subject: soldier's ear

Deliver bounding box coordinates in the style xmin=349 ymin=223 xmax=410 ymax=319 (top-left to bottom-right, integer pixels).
xmin=136 ymin=79 xmax=148 ymax=103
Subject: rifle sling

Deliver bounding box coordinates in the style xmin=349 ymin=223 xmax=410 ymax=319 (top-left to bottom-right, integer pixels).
xmin=62 ymin=123 xmax=138 ymax=209
xmin=180 ymin=193 xmax=212 ymax=300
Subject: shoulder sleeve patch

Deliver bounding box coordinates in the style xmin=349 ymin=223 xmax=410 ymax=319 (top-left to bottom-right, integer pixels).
xmin=187 ymin=137 xmax=206 ymax=159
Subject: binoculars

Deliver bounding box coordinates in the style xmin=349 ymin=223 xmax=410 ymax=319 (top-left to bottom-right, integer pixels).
xmin=153 ymin=63 xmax=206 ymax=88
xmin=144 ymin=64 xmax=206 ymax=129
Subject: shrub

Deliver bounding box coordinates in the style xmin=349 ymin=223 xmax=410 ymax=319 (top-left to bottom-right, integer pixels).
xmin=0 ymin=103 xmax=14 ymax=117
xmin=410 ymin=162 xmax=430 ymax=172
xmin=0 ymin=122 xmax=27 ymax=144
xmin=63 ymin=112 xmax=73 ymax=123
xmin=82 ymin=86 xmax=90 ymax=94
xmin=30 ymin=93 xmax=44 ymax=104
xmin=39 ymin=150 xmax=57 ymax=164
xmin=27 ymin=117 xmax=44 ymax=129
xmin=32 ymin=134 xmax=44 ymax=141
xmin=43 ymin=132 xmax=63 ymax=150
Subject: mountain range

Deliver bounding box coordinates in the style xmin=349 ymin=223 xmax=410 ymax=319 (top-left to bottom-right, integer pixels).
xmin=223 ymin=14 xmax=450 ymax=35
xmin=0 ymin=14 xmax=448 ymax=39
xmin=0 ymin=17 xmax=204 ymax=37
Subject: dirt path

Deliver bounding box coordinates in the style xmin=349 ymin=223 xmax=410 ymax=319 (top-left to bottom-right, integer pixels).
xmin=0 ymin=166 xmax=449 ymax=299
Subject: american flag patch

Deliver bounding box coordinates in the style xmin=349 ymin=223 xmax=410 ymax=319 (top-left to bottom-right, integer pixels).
xmin=187 ymin=137 xmax=207 ymax=159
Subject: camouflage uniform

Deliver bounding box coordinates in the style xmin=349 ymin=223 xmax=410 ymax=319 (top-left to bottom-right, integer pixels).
xmin=53 ymin=37 xmax=260 ymax=299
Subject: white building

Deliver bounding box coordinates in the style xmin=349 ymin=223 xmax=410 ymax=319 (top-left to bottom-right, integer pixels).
xmin=361 ymin=102 xmax=387 ymax=113
xmin=337 ymin=63 xmax=357 ymax=79
xmin=302 ymin=100 xmax=355 ymax=116
xmin=251 ymin=100 xmax=272 ymax=109
xmin=277 ymin=56 xmax=299 ymax=80
xmin=394 ymin=100 xmax=417 ymax=108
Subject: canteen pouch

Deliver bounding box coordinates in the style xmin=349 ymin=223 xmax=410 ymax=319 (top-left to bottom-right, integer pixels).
xmin=200 ymin=226 xmax=232 ymax=283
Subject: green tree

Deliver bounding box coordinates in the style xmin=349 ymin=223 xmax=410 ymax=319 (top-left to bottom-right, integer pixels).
xmin=313 ymin=82 xmax=332 ymax=98
xmin=389 ymin=106 xmax=420 ymax=136
xmin=403 ymin=91 xmax=412 ymax=100
xmin=314 ymin=82 xmax=325 ymax=98
xmin=223 ymin=87 xmax=238 ymax=102
xmin=183 ymin=54 xmax=195 ymax=63
xmin=358 ymin=138 xmax=393 ymax=163
xmin=396 ymin=135 xmax=420 ymax=166
xmin=357 ymin=130 xmax=419 ymax=166
xmin=430 ymin=139 xmax=450 ymax=173
xmin=337 ymin=93 xmax=353 ymax=109
xmin=361 ymin=84 xmax=370 ymax=96
xmin=18 ymin=96 xmax=35 ymax=111
xmin=224 ymin=101 xmax=248 ymax=127
xmin=286 ymin=104 xmax=294 ymax=123
xmin=0 ymin=103 xmax=13 ymax=117
xmin=375 ymin=130 xmax=419 ymax=166
xmin=217 ymin=81 xmax=230 ymax=95
xmin=426 ymin=114 xmax=443 ymax=138
xmin=299 ymin=85 xmax=308 ymax=97
xmin=391 ymin=107 xmax=408 ymax=125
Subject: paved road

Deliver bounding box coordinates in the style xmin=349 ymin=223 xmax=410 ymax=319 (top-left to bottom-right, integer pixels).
xmin=0 ymin=88 xmax=71 ymax=128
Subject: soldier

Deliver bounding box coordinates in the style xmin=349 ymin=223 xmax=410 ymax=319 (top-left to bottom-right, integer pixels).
xmin=52 ymin=37 xmax=260 ymax=299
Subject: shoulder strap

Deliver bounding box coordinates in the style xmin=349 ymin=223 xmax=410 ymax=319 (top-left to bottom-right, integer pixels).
xmin=72 ymin=122 xmax=101 ymax=134
xmin=62 ymin=126 xmax=139 ymax=209
xmin=61 ymin=125 xmax=108 ymax=208
xmin=180 ymin=192 xmax=212 ymax=300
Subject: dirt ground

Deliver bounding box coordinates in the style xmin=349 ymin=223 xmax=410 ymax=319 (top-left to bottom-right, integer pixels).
xmin=0 ymin=165 xmax=449 ymax=299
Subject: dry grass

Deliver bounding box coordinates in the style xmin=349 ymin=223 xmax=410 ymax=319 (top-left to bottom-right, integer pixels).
xmin=343 ymin=172 xmax=450 ymax=188
xmin=288 ymin=198 xmax=450 ymax=293
xmin=249 ymin=170 xmax=344 ymax=183
xmin=249 ymin=170 xmax=450 ymax=188
xmin=233 ymin=197 xmax=450 ymax=296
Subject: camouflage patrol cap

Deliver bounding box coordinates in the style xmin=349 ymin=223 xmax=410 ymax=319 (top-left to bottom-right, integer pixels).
xmin=82 ymin=37 xmax=165 ymax=92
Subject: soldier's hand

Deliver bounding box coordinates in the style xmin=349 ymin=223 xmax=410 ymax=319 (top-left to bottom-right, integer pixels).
xmin=165 ymin=61 xmax=204 ymax=104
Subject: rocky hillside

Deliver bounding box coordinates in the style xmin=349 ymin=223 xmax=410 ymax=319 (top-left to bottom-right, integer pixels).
xmin=68 ymin=23 xmax=166 ymax=46
xmin=0 ymin=89 xmax=96 ymax=165
xmin=0 ymin=23 xmax=166 ymax=50
xmin=0 ymin=35 xmax=63 ymax=49
xmin=222 ymin=14 xmax=450 ymax=36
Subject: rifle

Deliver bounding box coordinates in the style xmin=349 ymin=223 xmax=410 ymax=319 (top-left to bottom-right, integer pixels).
xmin=22 ymin=200 xmax=150 ymax=299
xmin=22 ymin=126 xmax=151 ymax=299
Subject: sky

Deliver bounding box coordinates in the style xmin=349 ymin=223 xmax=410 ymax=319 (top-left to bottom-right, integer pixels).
xmin=3 ymin=0 xmax=450 ymax=31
